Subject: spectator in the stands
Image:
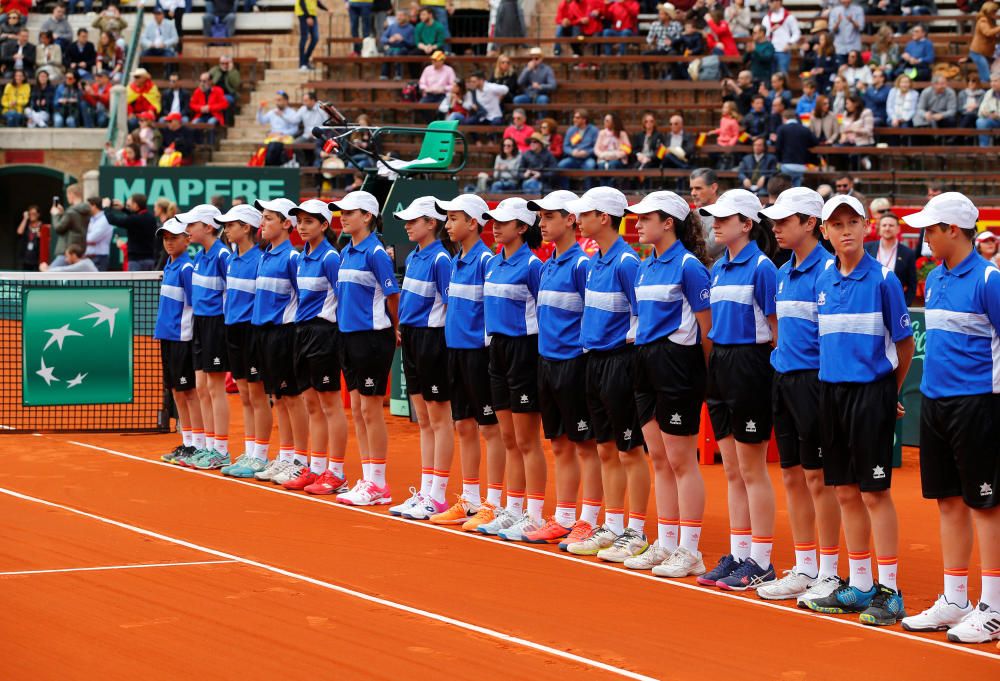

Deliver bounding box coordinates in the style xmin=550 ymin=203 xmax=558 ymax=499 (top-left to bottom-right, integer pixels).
xmin=914 ymin=74 xmax=957 ymax=131
xmin=419 ymin=0 xmax=452 ymax=40
xmin=775 ymin=108 xmax=819 ymax=186
xmin=296 ymin=0 xmax=325 ymax=70
xmin=35 ymin=31 xmax=63 ymax=82
xmin=0 ymin=27 xmax=32 ymax=77
xmin=1 ymin=10 xmax=26 ymax=49
xmin=632 ymin=111 xmax=665 ymax=170
xmin=557 ymin=108 xmax=598 ymax=188
xmin=190 ymin=71 xmax=229 ymax=126
xmin=83 ymin=70 xmax=112 ymax=127
xmin=839 ymin=49 xmax=872 ymax=90
xmin=40 ymin=4 xmax=72 ymax=52
xmin=796 ymin=78 xmax=818 ymax=116
xmin=869 ymin=25 xmax=899 ymax=74
xmin=95 ymin=31 xmax=123 ymax=83
xmin=766 ymin=96 xmax=786 ymax=142
xmin=141 ymin=8 xmax=179 ymax=60
xmin=26 ymin=70 xmax=54 ymax=128
xmin=746 ymin=24 xmax=775 ymax=85
xmin=256 ymin=89 xmax=301 ymax=139
xmin=503 ymin=108 xmax=535 ymax=152
xmin=643 ymin=2 xmax=681 ymax=77
xmin=440 ymin=80 xmax=467 ymax=120
xmin=801 ymin=25 xmax=836 ymax=92
xmin=155 ymin=0 xmax=185 ymax=55
xmin=161 ymin=112 xmax=195 ymax=161
xmin=203 ymin=0 xmax=237 ymax=39
xmin=896 ymin=25 xmax=934 ymax=82
xmin=161 ymin=73 xmax=190 ymax=123
xmin=127 ymin=68 xmax=161 ymax=129
xmin=976 ymin=73 xmax=1000 ymax=146
xmin=296 ymin=91 xmax=327 ymax=145
xmin=538 ymin=116 xmax=563 ymax=159
xmin=859 ymin=66 xmax=890 ymax=125
xmin=958 ymin=73 xmax=985 ymax=129
xmin=513 ymin=48 xmax=555 ymax=106
xmin=689 ymin=167 xmax=725 ymax=263
xmin=601 ymin=0 xmax=639 ymax=56
xmin=594 ymin=113 xmax=630 ymax=182
xmin=763 ymin=71 xmax=793 ymax=110
xmin=418 ymin=50 xmax=454 ymax=114
xmin=969 ymin=2 xmax=1000 ymax=83
xmin=460 ymin=71 xmax=507 ymax=125
xmin=737 ymin=137 xmax=777 ymax=197
xmin=104 ymin=193 xmax=158 ymax=272
xmin=726 ymin=0 xmax=752 ymax=38
xmin=808 ymin=94 xmax=839 ymax=143
xmin=659 ymin=113 xmax=694 ymax=169
xmin=829 ymin=74 xmax=849 ymax=115
xmin=92 ymin=5 xmax=128 ymax=43
xmin=2 ymin=67 xmax=29 ymax=126
xmin=209 ymin=55 xmax=241 ymax=118
xmin=743 ymin=93 xmax=768 ymax=136
xmin=975 ymin=231 xmax=1000 ymax=266
xmin=65 ymin=28 xmax=96 ymax=81
xmin=136 ymin=113 xmax=161 ymax=164
xmin=380 ymin=9 xmax=414 ymax=80
xmin=886 ymin=73 xmax=918 ymax=128
xmin=84 ymin=196 xmax=112 ymax=271
xmin=840 ymin=93 xmax=874 ymax=169
xmin=865 ymin=212 xmax=916 ymax=304
xmin=706 ymin=8 xmax=739 ymax=56
xmin=489 ymin=54 xmax=516 ymax=106
xmin=54 ymin=70 xmax=85 ymax=127
xmin=722 ymin=70 xmax=756 ymax=115
xmin=490 ymin=138 xmax=521 ymax=193
xmin=828 ymin=0 xmax=864 ymax=61
xmin=834 ymin=173 xmax=866 ymax=205
xmin=555 ymin=0 xmax=588 ymax=56
xmin=707 ymin=100 xmax=741 ymax=169
xmin=520 ymin=133 xmax=556 ymax=194
xmin=762 ymin=0 xmax=801 ymax=76
xmin=671 ymin=18 xmax=706 ymax=79
xmin=414 ymin=7 xmax=447 ymax=55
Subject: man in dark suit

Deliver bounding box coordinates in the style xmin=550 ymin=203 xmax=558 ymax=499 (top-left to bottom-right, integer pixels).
xmin=775 ymin=109 xmax=819 ymax=187
xmin=0 ymin=28 xmax=35 ymax=77
xmin=658 ymin=114 xmax=696 ymax=169
xmin=864 ymin=212 xmax=918 ymax=305
xmin=159 ymin=73 xmax=191 ymax=122
xmin=737 ymin=136 xmax=777 ymax=197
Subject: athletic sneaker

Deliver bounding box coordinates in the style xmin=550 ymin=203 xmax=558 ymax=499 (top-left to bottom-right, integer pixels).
xmin=161 ymin=445 xmax=191 ymax=464
xmin=901 ymin=595 xmax=973 ymax=632
xmin=716 ymin=557 xmax=776 ymax=591
xmin=304 ymin=470 xmax=349 ymax=495
xmin=176 ymin=447 xmax=206 ymax=468
xmin=523 ymin=518 xmax=572 ymax=544
xmin=389 ymin=487 xmax=423 ymax=517
xmin=255 ymin=458 xmax=289 ymax=482
xmin=653 ymin=546 xmax=707 ymax=578
xmin=226 ymin=457 xmax=267 ymax=479
xmin=272 ymin=462 xmax=307 ymax=486
xmin=498 ymin=514 xmax=543 ymax=542
xmin=336 ymin=480 xmax=392 ymax=506
xmin=805 ymin=583 xmax=877 ymax=614
xmin=567 ymin=525 xmax=619 ymax=556
xmin=221 ymin=453 xmax=251 ymax=475
xmin=461 ymin=501 xmax=495 ymax=532
xmin=696 ymin=554 xmax=740 ymax=586
xmin=945 ymin=602 xmax=1000 ymax=643
xmin=597 ymin=528 xmax=648 ymax=563
xmin=403 ymin=496 xmax=449 ymax=520
xmin=859 ymin=584 xmax=906 ymax=626
xmin=623 ymin=541 xmax=672 ymax=570
xmin=757 ymin=570 xmax=816 ymax=601
xmin=477 ymin=507 xmax=518 ymax=536
xmin=193 ymin=449 xmax=230 ymax=471
xmin=430 ymin=497 xmax=479 ymax=525
xmin=797 ymin=575 xmax=845 ymax=609
xmin=558 ymin=519 xmax=595 ymax=552
xmin=282 ymin=468 xmax=318 ymax=491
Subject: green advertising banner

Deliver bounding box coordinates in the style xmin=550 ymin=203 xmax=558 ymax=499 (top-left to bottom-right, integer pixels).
xmin=899 ymin=308 xmax=925 ymax=447
xmin=22 ymin=288 xmax=133 ymax=406
xmin=98 ymin=167 xmax=301 ymax=209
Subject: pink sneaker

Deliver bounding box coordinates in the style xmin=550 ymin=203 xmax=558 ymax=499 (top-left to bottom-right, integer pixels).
xmin=402 ymin=495 xmax=449 ymax=520
xmin=336 ymin=480 xmax=392 ymax=506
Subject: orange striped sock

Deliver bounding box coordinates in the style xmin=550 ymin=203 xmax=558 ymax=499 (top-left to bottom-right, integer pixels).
xmin=794 ymin=542 xmax=818 ymax=577
xmin=360 ymin=457 xmax=372 ymax=480
xmin=205 ymin=431 xmax=216 ymax=450
xmin=506 ymin=489 xmax=525 ymax=514
xmin=370 ymin=457 xmax=387 ymax=487
xmin=486 ymin=483 xmax=503 ymax=507
xmin=420 ymin=467 xmax=434 ymax=496
xmin=191 ymin=429 xmax=206 ymax=449
xmin=461 ymin=478 xmax=481 ymax=503
xmin=279 ymin=443 xmax=294 ymax=463
xmin=526 ymin=493 xmax=545 ymax=522
xmin=876 ymin=555 xmax=898 ymax=592
xmin=580 ymin=498 xmax=601 ymax=526
xmin=982 ymin=567 xmax=1000 ymax=606
xmin=819 ymin=545 xmax=840 ymax=577
xmin=292 ymin=448 xmax=308 ymax=466
xmin=627 ymin=511 xmax=645 ymax=534
xmin=605 ymin=507 xmax=625 ymax=535
xmin=309 ymin=451 xmax=327 ymax=475
xmin=213 ymin=434 xmax=229 ymax=455
xmin=731 ymin=527 xmax=752 ymax=561
xmin=750 ymin=535 xmax=774 ymax=567
xmin=848 ymin=550 xmax=873 ymax=591
xmin=679 ymin=519 xmax=702 ymax=552
xmin=657 ymin=517 xmax=679 ymax=550
xmin=554 ymin=502 xmax=576 ymax=527
xmin=944 ymin=567 xmax=969 ymax=605
xmin=328 ymin=453 xmax=344 ymax=476
xmin=430 ymin=468 xmax=449 ymax=503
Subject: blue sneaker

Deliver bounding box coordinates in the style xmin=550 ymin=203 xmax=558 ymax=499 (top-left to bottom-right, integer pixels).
xmin=716 ymin=557 xmax=776 ymax=591
xmin=859 ymin=584 xmax=906 ymax=626
xmin=227 ymin=456 xmax=268 ymax=479
xmin=806 ymin=582 xmax=878 ymax=614
xmin=221 ymin=453 xmax=252 ymax=476
xmin=696 ymin=554 xmax=740 ymax=586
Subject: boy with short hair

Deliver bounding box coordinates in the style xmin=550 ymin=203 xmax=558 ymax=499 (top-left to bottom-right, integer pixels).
xmin=805 ymin=195 xmax=915 ymax=626
xmin=899 ymin=193 xmax=1000 ymax=643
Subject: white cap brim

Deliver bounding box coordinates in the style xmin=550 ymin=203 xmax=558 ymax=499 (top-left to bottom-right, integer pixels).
xmin=822 ymin=195 xmax=866 ymax=221
xmin=435 ymin=196 xmax=488 ymax=225
xmin=290 ymin=199 xmax=333 ymax=224
xmin=175 ymin=204 xmax=222 ymax=227
xmin=254 ymin=198 xmax=299 ymax=226
xmin=626 ymin=192 xmax=691 ymax=220
xmin=394 ymin=197 xmax=446 ymax=222
xmin=215 ymin=205 xmax=262 ymax=228
xmin=329 ymin=191 xmax=380 ymax=217
xmin=526 ymin=190 xmax=578 ymax=212
xmin=156 ymin=218 xmax=187 ymax=236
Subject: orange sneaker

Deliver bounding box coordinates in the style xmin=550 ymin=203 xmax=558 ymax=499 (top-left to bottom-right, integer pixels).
xmin=461 ymin=501 xmax=496 ymax=532
xmin=430 ymin=496 xmax=478 ymax=525
xmin=523 ymin=517 xmax=572 ymax=544
xmin=558 ymin=519 xmax=594 ymax=552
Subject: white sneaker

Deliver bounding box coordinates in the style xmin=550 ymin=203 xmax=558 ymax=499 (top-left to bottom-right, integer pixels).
xmin=567 ymin=525 xmax=618 ymax=556
xmin=477 ymin=507 xmax=519 ymax=536
xmin=624 ymin=541 xmax=672 ymax=570
xmin=254 ymin=458 xmax=287 ymax=482
xmin=273 ymin=462 xmax=307 ymax=486
xmin=901 ymin=595 xmax=973 ymax=632
xmin=597 ymin=528 xmax=648 ymax=563
xmin=945 ymin=602 xmax=1000 ymax=643
xmin=389 ymin=487 xmax=423 ymax=517
xmin=796 ymin=575 xmax=845 ymax=608
xmin=758 ymin=570 xmax=816 ymax=601
xmin=652 ymin=546 xmax=707 ymax=578
xmin=336 ymin=480 xmax=392 ymax=506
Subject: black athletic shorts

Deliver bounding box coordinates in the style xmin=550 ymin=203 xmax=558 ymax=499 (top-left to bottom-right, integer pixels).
xmin=252 ymin=323 xmax=302 ymax=398
xmin=192 ymin=314 xmax=229 ymax=373
xmin=773 ymin=369 xmax=823 ymax=470
xmin=295 ymin=318 xmax=342 ymax=393
xmin=819 ymin=375 xmax=897 ymax=492
xmin=634 ymin=338 xmax=706 ymax=437
xmin=341 ymin=327 xmax=395 ymax=396
xmin=538 ymin=354 xmax=593 ymax=442
xmin=585 ymin=346 xmax=644 ymax=452
xmin=226 ymin=321 xmax=261 ymax=383
xmin=161 ymin=339 xmax=195 ymax=392
xmin=489 ymin=333 xmax=539 ymax=413
xmin=919 ymin=393 xmax=999 ymax=509
xmin=400 ymin=325 xmax=449 ymax=402
xmin=707 ymin=343 xmax=774 ymax=444
xmin=448 ymin=347 xmax=499 ymax=426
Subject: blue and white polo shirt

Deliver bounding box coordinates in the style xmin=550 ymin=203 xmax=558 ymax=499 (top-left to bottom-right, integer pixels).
xmin=336 ymin=232 xmax=400 ymax=333
xmin=295 ymin=239 xmax=341 ymax=324
xmin=191 ymin=239 xmax=231 ymax=318
xmin=708 ymin=241 xmax=777 ymax=345
xmin=483 ymin=242 xmax=543 ymax=337
xmin=400 ymin=240 xmax=451 ymax=328
xmin=537 ymin=242 xmax=590 ymax=361
xmin=771 ymin=243 xmax=835 ymax=373
xmin=155 ymin=253 xmax=194 ymax=341
xmin=223 ymin=245 xmax=262 ymax=326
xmin=581 ymin=237 xmax=640 ymax=352
xmin=445 ymin=239 xmax=493 ymax=349
xmin=634 ymin=239 xmax=711 ymax=346
xmin=252 ymin=239 xmax=300 ymax=326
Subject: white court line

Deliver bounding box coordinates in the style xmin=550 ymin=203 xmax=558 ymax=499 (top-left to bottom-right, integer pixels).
xmin=0 ymin=560 xmax=237 ymax=576
xmin=64 ymin=439 xmax=1000 ymax=663
xmin=0 ymin=485 xmax=657 ymax=681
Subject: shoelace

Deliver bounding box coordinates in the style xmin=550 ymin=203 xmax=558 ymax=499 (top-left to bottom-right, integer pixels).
xmin=611 ymin=529 xmax=638 ymax=548
xmin=729 ymin=559 xmax=759 ymax=579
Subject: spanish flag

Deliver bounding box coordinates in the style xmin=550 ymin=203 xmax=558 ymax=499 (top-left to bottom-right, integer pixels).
xmin=656 ymin=143 xmax=668 ymax=160
xmin=696 ymin=132 xmax=707 ymax=147
xmin=738 ymin=131 xmax=751 ymax=143
xmin=570 ymin=131 xmax=583 ymax=146
xmin=836 ymin=114 xmax=844 ymax=125
xmin=621 ymin=141 xmax=632 ymax=155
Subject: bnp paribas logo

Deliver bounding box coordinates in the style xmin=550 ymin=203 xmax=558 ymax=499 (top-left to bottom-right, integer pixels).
xmin=22 ymin=288 xmax=133 ymax=406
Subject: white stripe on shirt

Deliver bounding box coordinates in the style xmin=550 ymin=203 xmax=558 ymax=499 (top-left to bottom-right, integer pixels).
xmin=635 ymin=283 xmax=682 ymax=303
xmin=227 ymin=276 xmax=256 ymax=294
xmin=339 ymin=268 xmax=378 ymax=288
xmin=257 ymin=276 xmax=293 ymax=295
xmin=818 ymin=311 xmax=885 ymax=336
xmin=925 ymin=309 xmax=993 ymax=338
xmin=777 ymin=300 xmax=819 ymax=322
xmin=192 ymin=273 xmax=225 ymax=291
xmin=448 ymin=283 xmax=484 ymax=301
xmin=710 ymin=284 xmax=753 ymax=305
xmin=537 ymin=290 xmax=583 ymax=312
xmin=585 ymin=290 xmax=630 ymax=313
xmin=402 ymin=277 xmax=437 ymax=297
xmin=297 ymin=276 xmax=332 ymax=292
xmin=160 ymin=284 xmax=186 ymax=302
xmin=483 ymin=282 xmax=532 ymax=301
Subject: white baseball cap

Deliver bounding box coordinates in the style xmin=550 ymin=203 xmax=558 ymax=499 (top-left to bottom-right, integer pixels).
xmin=215 ymin=204 xmax=262 ymax=229
xmin=394 ymin=195 xmax=446 ymax=222
xmin=975 ymin=230 xmax=998 ymax=243
xmin=484 ymin=197 xmax=536 ymax=225
xmin=699 ymin=189 xmax=763 ymax=223
xmin=435 ymin=194 xmax=489 ymax=225
xmin=626 ymin=191 xmax=690 ymax=221
xmin=175 ymin=203 xmax=222 ymax=227
xmin=254 ymin=198 xmax=299 ymax=227
xmin=329 ymin=190 xmax=380 ymax=217
xmin=821 ymin=194 xmax=867 ymax=221
xmin=526 ymin=190 xmax=578 ymax=212
xmin=902 ymin=192 xmax=979 ymax=231
xmin=156 ymin=217 xmax=187 ymax=236
xmin=289 ymin=198 xmax=333 ymax=223
xmin=565 ymin=186 xmax=628 ymax=219
xmin=760 ymin=187 xmax=824 ymax=220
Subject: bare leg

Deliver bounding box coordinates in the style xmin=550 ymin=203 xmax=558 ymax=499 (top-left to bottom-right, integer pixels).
xmin=249 ymin=383 xmax=272 ymax=457
xmin=644 ymin=420 xmax=679 ymax=527
xmin=598 ymin=440 xmax=626 ymax=511
xmin=663 ymin=432 xmax=705 ymax=529
xmin=426 ymin=400 xmax=455 ymax=480
xmin=514 ymin=411 xmax=546 ymax=497
xmin=410 ymin=394 xmax=435 ymax=477
xmin=317 ymin=390 xmax=348 ymax=459
xmin=496 ymin=409 xmax=525 ymax=496
xmin=551 ymin=435 xmax=581 ymax=510
xmin=195 ymin=370 xmax=214 ymax=439
xmin=235 ymin=378 xmax=254 ymax=443
xmin=480 ymin=423 xmax=506 ymax=495
xmin=207 ymin=372 xmax=230 ymax=439
xmin=718 ymin=435 xmax=750 ymax=531
xmin=806 ymin=468 xmax=841 ymax=549
xmin=455 ymin=418 xmax=482 ymax=495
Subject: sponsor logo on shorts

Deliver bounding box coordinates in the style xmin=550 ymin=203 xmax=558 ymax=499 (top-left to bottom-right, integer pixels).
xmin=817 ymin=447 xmax=822 ymax=458
xmin=872 ymin=465 xmax=886 ymax=480
xmin=250 ymin=366 xmax=258 ymax=375
xmin=213 ymin=357 xmax=221 ymax=366
xmin=364 ymin=377 xmax=375 ymax=388
xmin=745 ymin=419 xmax=756 ymax=434
xmin=982 ymin=482 xmax=994 ymax=497
xmin=483 ymin=405 xmax=494 ymax=416
xmin=520 ymin=394 xmax=529 ymax=405
xmin=280 ymin=381 xmax=287 ymax=389
xmin=577 ymin=420 xmax=589 ymax=432
xmin=623 ymin=428 xmax=633 ymax=442
xmin=179 ymin=376 xmax=187 ymax=385
xmin=322 ymin=375 xmax=330 ymax=384
xmin=431 ymin=385 xmax=439 ymax=394
xmin=817 ymin=291 xmax=826 ymax=306
xmin=670 ymin=413 xmax=682 ymax=425
xmin=899 ymin=314 xmax=911 ymax=328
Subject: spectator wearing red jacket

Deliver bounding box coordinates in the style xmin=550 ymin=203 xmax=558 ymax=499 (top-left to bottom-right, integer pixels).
xmin=555 ymin=0 xmax=588 ymax=55
xmin=601 ymin=0 xmax=638 ymax=56
xmin=580 ymin=0 xmax=605 ymax=36
xmin=503 ymin=107 xmax=536 ymax=152
xmin=189 ymin=71 xmax=229 ymax=126
xmin=706 ymin=8 xmax=739 ymax=57
xmin=83 ymin=70 xmax=112 ymax=127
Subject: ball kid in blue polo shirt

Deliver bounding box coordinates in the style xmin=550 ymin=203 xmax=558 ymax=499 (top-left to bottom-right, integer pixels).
xmin=806 ymin=194 xmax=914 ymax=627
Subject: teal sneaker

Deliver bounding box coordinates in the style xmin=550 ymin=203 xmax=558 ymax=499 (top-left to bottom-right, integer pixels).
xmin=175 ymin=447 xmax=203 ymax=468
xmin=193 ymin=449 xmax=230 ymax=470
xmin=227 ymin=457 xmax=268 ymax=478
xmin=221 ymin=453 xmax=252 ymax=476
